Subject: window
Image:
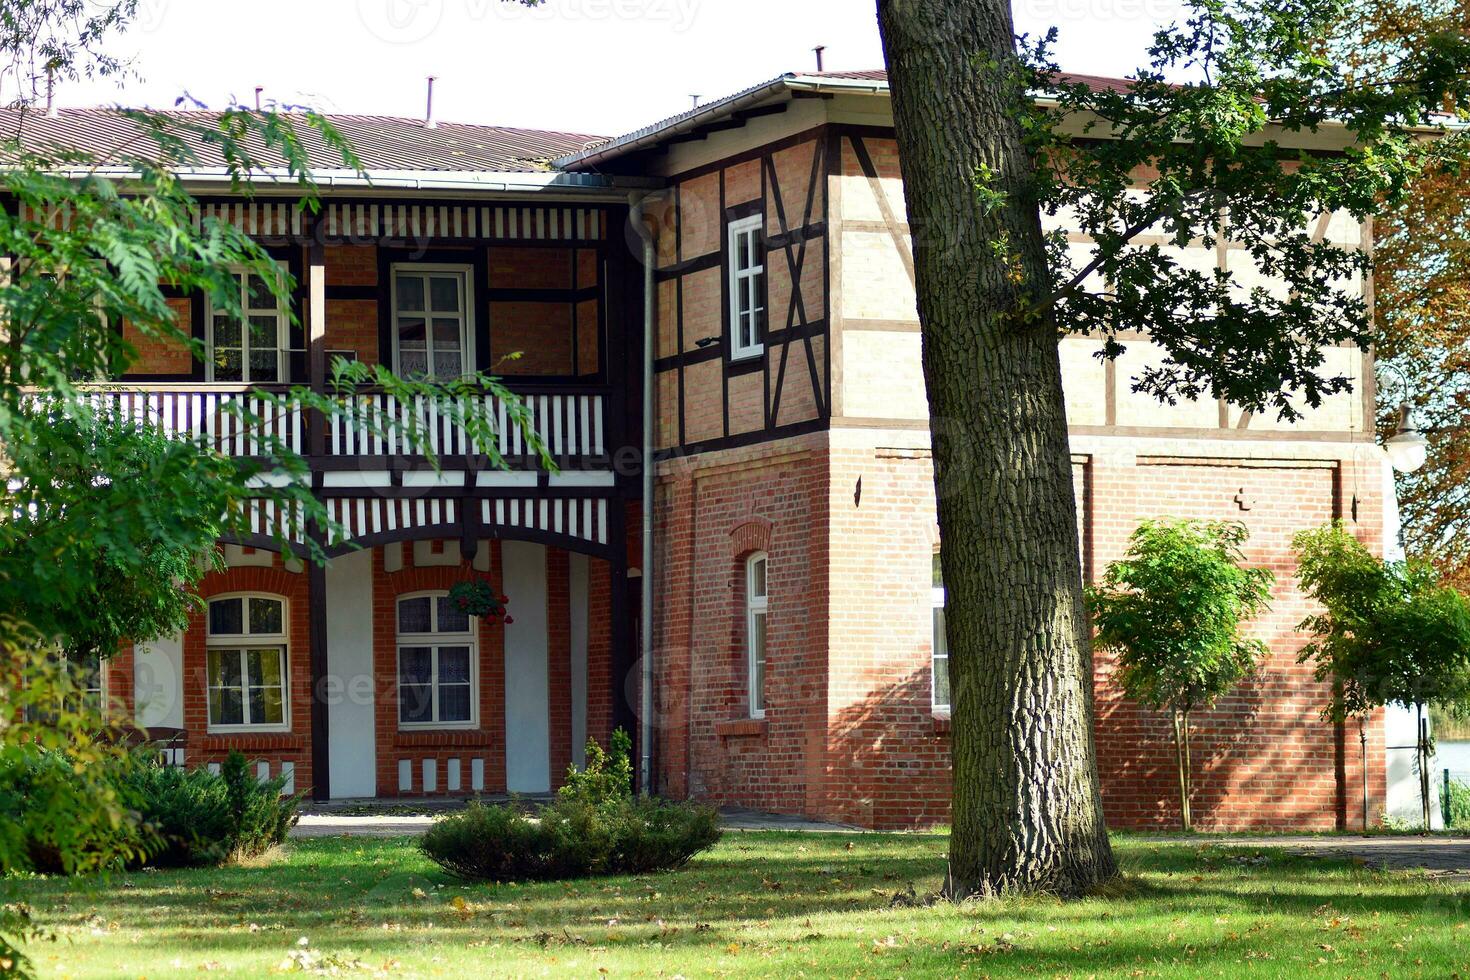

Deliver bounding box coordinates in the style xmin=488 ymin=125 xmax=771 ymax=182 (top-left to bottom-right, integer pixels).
xmin=396 ymin=593 xmax=477 ymax=729
xmin=745 ymin=552 xmax=768 ymax=718
xmin=931 ymin=552 xmax=949 ymax=711
xmin=208 ymin=268 xmax=287 ymax=382
xmin=392 ymin=266 xmax=471 ymax=378
xmin=205 ymin=595 xmax=289 ymax=731
xmin=727 ymin=214 xmax=765 ymax=360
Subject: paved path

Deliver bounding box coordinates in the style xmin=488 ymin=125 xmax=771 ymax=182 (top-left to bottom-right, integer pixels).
xmin=291 ymin=804 xmax=861 ymax=839
xmin=1156 ymin=834 xmax=1470 ymax=880
xmin=290 ymin=810 xmax=1470 ymax=880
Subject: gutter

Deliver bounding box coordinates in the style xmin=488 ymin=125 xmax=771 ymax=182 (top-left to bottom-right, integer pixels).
xmin=631 ymin=190 xmax=657 ymax=794
xmin=35 ymin=165 xmax=662 ymax=197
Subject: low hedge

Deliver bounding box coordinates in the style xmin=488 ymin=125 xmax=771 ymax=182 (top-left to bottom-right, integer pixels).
xmin=122 ymin=750 xmax=299 ymax=867
xmin=0 ymin=746 xmax=298 ymax=873
xmin=420 ymin=731 xmax=721 ymax=882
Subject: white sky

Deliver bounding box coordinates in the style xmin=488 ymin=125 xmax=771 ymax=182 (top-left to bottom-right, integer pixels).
xmin=61 ymin=0 xmax=1183 ymax=138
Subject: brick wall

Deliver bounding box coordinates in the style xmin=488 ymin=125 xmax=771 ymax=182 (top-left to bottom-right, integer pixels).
xmin=1087 ymin=453 xmax=1388 ymax=830
xmin=653 ymin=429 xmax=1391 ymax=831
xmin=180 ymin=554 xmax=314 ymax=792
xmin=121 ymin=296 xmax=193 ymax=375
xmin=134 ymin=541 xmax=606 ymax=800
xmin=654 ymin=434 xmax=829 ymax=815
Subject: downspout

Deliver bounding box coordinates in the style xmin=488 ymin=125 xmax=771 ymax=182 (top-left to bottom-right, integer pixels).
xmin=631 ymin=191 xmax=657 ymax=793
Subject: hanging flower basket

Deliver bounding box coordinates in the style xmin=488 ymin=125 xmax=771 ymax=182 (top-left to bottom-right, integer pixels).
xmin=448 ymin=578 xmax=513 ymax=624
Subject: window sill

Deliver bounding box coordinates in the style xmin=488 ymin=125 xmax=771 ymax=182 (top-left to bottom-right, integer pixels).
xmin=931 ymin=712 xmax=951 ymax=735
xmin=715 ymin=717 xmax=768 ymax=738
xmin=729 ymin=346 xmax=764 ymax=363
xmin=207 ymin=724 xmax=291 ymax=737
xmin=200 ymin=732 xmax=304 ymax=752
xmin=395 ymin=730 xmax=494 ymax=748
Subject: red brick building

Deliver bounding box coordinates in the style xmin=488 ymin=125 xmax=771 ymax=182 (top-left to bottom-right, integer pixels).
xmin=49 ymin=70 xmax=1392 ymax=829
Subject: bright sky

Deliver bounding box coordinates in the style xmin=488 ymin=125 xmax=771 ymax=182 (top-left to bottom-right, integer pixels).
xmin=61 ymin=0 xmax=1183 ymax=138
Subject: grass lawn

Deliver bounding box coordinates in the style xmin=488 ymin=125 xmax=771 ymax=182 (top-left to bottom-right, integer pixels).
xmin=15 ymin=832 xmax=1470 ymax=978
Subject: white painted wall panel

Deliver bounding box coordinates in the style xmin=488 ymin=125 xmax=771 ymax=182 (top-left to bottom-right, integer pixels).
xmin=326 ymin=548 xmax=377 ymax=799
xmin=133 ymin=632 xmax=184 ymax=729
xmin=503 ymin=541 xmax=551 ymax=793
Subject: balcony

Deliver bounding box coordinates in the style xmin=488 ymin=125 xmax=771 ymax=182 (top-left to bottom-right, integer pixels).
xmin=84 ymin=382 xmax=613 ymax=471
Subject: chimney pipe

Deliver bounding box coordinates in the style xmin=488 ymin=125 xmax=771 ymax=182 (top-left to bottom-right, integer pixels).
xmin=254 ymin=85 xmax=263 ymax=111
xmin=813 ymin=45 xmax=826 ymax=72
xmin=425 ymin=75 xmax=437 ymax=128
xmin=690 ymin=94 xmax=701 ymax=109
xmin=45 ymin=67 xmax=57 ymax=118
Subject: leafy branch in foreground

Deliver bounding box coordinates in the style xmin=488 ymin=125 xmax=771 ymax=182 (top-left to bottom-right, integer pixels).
xmin=1012 ymin=0 xmax=1470 ymax=421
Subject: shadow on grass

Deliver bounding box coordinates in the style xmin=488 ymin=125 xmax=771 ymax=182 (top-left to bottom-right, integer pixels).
xmin=19 ymin=833 xmax=1470 ymax=975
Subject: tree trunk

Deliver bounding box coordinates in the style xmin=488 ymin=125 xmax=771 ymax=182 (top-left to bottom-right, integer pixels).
xmin=1173 ymin=710 xmax=1192 ymax=831
xmin=877 ymin=0 xmax=1117 ymax=896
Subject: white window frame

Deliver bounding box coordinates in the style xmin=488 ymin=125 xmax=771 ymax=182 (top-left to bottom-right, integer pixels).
xmin=727 ymin=214 xmax=765 ymax=361
xmin=205 ymin=266 xmax=289 ymax=383
xmin=60 ymin=649 xmax=107 ymax=717
xmin=204 ymin=592 xmax=290 ymax=734
xmin=395 ymin=591 xmax=480 ymax=731
xmin=389 ymin=264 xmax=475 ymax=379
xmin=931 ymin=553 xmax=949 ymax=712
xmin=745 ymin=552 xmax=768 ymax=719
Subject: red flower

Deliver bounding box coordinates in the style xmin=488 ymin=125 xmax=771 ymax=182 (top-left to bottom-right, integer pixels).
xmin=503 ymin=615 xmax=515 ymax=625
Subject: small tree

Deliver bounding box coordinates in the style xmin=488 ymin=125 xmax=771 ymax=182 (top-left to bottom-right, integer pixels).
xmin=1088 ymin=520 xmax=1273 ymax=830
xmin=1294 ymin=523 xmax=1470 ymax=828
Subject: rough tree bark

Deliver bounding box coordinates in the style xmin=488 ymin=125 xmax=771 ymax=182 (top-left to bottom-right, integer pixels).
xmin=877 ymin=0 xmax=1117 ymax=895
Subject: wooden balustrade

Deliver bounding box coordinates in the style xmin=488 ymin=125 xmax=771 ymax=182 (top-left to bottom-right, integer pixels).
xmin=75 ymin=384 xmax=609 ymax=468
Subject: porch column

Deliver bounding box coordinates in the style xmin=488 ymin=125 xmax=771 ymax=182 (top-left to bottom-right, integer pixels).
xmin=306 ymin=234 xmax=331 ymax=801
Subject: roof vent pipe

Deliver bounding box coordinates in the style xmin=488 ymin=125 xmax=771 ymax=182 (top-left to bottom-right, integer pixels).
xmin=254 ymin=85 xmax=263 ymax=111
xmin=690 ymin=94 xmax=700 ymax=109
xmin=813 ymin=45 xmax=826 ymax=72
xmin=425 ymin=75 xmax=438 ymax=128
xmin=44 ymin=67 xmax=58 ymax=118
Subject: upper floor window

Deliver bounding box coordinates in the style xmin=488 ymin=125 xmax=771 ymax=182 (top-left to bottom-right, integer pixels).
xmin=746 ymin=552 xmax=768 ymax=718
xmin=397 ymin=592 xmax=477 ymax=729
xmin=206 ymin=594 xmax=289 ymax=731
xmin=208 ymin=269 xmax=287 ymax=383
xmin=392 ymin=265 xmax=471 ymax=379
xmin=931 ymin=552 xmax=949 ymax=711
xmin=727 ymin=214 xmax=765 ymax=361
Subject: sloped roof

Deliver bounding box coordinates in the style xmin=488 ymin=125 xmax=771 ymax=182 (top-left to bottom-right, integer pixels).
xmin=554 ymin=69 xmax=1158 ymax=171
xmin=0 ymin=107 xmax=608 ymax=174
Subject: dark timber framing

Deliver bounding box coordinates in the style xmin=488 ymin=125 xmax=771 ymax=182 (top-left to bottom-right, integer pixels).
xmin=108 ymin=192 xmax=641 ymax=801
xmin=655 ymin=125 xmax=835 ymax=460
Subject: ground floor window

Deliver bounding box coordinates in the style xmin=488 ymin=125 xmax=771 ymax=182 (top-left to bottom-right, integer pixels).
xmin=206 ymin=594 xmax=289 ymax=731
xmin=397 ymin=593 xmax=477 ymax=728
xmin=746 ymin=552 xmax=768 ymax=718
xmin=932 ymin=552 xmax=949 ymax=711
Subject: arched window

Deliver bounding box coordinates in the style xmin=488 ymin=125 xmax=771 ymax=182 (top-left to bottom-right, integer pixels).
xmin=206 ymin=594 xmax=289 ymax=731
xmin=397 ymin=592 xmax=477 ymax=729
xmin=746 ymin=552 xmax=768 ymax=719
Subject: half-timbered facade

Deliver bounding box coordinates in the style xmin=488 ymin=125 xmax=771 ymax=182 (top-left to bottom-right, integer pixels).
xmin=42 ymin=71 xmax=1402 ymax=828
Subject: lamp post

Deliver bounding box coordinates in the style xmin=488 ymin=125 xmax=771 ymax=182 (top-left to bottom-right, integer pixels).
xmin=1386 ymin=403 xmax=1429 ymax=474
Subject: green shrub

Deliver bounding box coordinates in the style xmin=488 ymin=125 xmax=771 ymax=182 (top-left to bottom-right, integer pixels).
xmin=420 ymin=732 xmax=721 ymax=882
xmin=558 ymin=728 xmax=634 ymax=809
xmin=124 ymin=750 xmax=299 ymax=867
xmin=1446 ymin=778 xmax=1470 ymax=831
xmin=0 ymin=746 xmax=151 ymax=875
